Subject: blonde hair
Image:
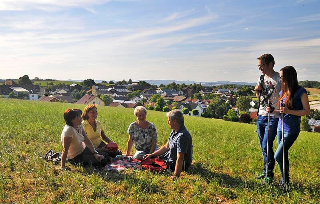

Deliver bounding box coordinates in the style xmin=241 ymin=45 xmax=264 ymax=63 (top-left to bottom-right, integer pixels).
xmin=82 ymin=104 xmax=97 ymax=120
xmin=134 ymin=106 xmax=147 ymax=116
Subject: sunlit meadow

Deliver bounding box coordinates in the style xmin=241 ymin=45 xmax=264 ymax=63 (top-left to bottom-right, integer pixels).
xmin=0 ymin=99 xmax=319 ymax=203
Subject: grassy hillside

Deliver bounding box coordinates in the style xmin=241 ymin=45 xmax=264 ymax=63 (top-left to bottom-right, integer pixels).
xmin=32 ymin=80 xmax=79 ymax=87
xmin=0 ymin=99 xmax=319 ymax=203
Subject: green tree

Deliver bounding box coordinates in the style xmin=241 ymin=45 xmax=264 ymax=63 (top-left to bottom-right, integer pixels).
xmin=138 ymin=81 xmax=151 ymax=87
xmin=204 ymin=96 xmax=231 ymax=119
xmin=156 ymin=97 xmax=166 ymax=109
xmin=101 ymin=94 xmax=113 ymax=106
xmin=140 ymin=98 xmax=147 ymax=105
xmin=117 ymin=79 xmax=128 ymax=85
xmin=236 ymin=96 xmax=251 ymax=112
xmin=193 ymin=93 xmax=202 ymax=100
xmin=17 ymin=75 xmax=32 ymax=85
xmin=150 ymin=94 xmax=161 ymax=102
xmin=71 ymin=90 xmax=86 ymax=102
xmin=236 ymin=85 xmax=255 ymax=96
xmin=182 ymin=107 xmax=189 ymax=115
xmin=223 ymin=109 xmax=239 ymax=122
xmin=82 ymin=79 xmax=96 ymax=88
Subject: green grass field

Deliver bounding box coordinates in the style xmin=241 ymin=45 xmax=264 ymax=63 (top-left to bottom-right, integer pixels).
xmin=0 ymin=99 xmax=319 ymax=203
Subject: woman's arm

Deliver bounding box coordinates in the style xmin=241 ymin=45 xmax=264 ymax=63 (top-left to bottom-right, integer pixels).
xmin=83 ymin=129 xmax=104 ymax=161
xmin=126 ymin=134 xmax=133 ymax=156
xmin=281 ymin=93 xmax=310 ymax=116
xmin=101 ymin=130 xmax=112 ymax=143
xmin=149 ymin=138 xmax=157 ymax=154
xmin=61 ymin=137 xmax=72 ymax=168
xmin=149 ymin=124 xmax=158 ymax=154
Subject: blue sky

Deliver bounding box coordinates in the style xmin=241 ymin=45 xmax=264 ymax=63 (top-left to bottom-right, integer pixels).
xmin=1 ymin=0 xmax=319 ymax=83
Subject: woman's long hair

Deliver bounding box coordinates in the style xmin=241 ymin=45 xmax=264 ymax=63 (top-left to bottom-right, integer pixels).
xmin=279 ymin=66 xmax=300 ymax=109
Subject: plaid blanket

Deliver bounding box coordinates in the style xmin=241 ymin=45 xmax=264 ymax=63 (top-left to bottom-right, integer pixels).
xmin=104 ymin=159 xmax=141 ymax=172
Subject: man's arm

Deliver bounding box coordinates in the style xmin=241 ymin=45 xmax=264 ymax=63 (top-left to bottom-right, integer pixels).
xmin=172 ymin=152 xmax=185 ymax=178
xmin=143 ymin=141 xmax=169 ymax=160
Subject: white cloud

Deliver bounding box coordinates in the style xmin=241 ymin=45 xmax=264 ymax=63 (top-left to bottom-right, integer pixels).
xmin=0 ymin=0 xmax=109 ymax=11
xmin=163 ymin=9 xmax=196 ymax=22
xmin=295 ymin=14 xmax=320 ymax=23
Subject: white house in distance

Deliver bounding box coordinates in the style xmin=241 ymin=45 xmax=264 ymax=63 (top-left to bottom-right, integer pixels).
xmin=10 ymin=87 xmax=39 ymax=100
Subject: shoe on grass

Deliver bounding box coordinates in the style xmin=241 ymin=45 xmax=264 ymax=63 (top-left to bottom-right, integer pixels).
xmin=263 ymin=176 xmax=273 ymax=184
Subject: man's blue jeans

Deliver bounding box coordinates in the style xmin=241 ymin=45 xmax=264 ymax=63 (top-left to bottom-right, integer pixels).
xmin=257 ymin=115 xmax=279 ymax=176
xmin=275 ymin=130 xmax=299 ymax=184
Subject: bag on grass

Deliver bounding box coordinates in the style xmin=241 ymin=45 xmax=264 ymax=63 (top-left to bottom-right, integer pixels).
xmin=140 ymin=156 xmax=167 ymax=172
xmin=44 ymin=150 xmax=61 ymax=164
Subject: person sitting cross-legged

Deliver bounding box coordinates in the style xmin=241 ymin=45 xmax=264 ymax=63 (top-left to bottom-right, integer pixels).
xmin=143 ymin=109 xmax=193 ymax=180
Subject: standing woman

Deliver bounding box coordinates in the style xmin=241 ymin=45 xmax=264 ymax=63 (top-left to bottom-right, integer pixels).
xmin=126 ymin=106 xmax=158 ymax=160
xmin=60 ymin=109 xmax=108 ymax=169
xmin=82 ymin=104 xmax=121 ymax=157
xmin=274 ymin=66 xmax=310 ymax=185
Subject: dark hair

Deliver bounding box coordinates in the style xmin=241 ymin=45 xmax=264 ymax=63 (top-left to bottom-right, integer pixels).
xmin=279 ymin=66 xmax=300 ymax=109
xmin=82 ymin=104 xmax=97 ymax=120
xmin=64 ymin=109 xmax=82 ymax=126
xmin=257 ymin=54 xmax=275 ymax=66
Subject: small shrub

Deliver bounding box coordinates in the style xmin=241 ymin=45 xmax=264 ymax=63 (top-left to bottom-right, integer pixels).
xmin=239 ymin=113 xmax=252 ymax=123
xmin=182 ymin=107 xmax=189 ymax=115
xmin=192 ymin=109 xmax=199 ymax=116
xmin=301 ymin=115 xmax=311 ymax=131
xmin=162 ymin=106 xmax=170 ymax=112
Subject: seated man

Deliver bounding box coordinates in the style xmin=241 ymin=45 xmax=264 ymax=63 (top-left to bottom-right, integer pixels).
xmin=144 ymin=109 xmax=193 ymax=179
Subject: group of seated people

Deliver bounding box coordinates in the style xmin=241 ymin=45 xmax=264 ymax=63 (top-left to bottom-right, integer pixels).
xmin=60 ymin=105 xmax=193 ymax=179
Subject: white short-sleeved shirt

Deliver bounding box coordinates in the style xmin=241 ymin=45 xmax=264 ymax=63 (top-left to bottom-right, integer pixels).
xmin=257 ymin=72 xmax=281 ymax=117
xmin=61 ymin=125 xmax=86 ymax=159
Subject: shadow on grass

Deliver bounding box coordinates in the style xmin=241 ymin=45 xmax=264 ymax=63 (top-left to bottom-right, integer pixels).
xmin=81 ymin=165 xmax=170 ymax=197
xmin=188 ymin=162 xmax=320 ymax=199
xmin=188 ymin=162 xmax=245 ymax=189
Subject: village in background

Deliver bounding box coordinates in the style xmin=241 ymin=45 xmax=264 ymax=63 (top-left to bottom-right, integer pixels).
xmin=1 ymin=75 xmax=320 ymax=133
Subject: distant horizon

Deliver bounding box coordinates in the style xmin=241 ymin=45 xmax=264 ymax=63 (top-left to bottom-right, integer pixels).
xmin=0 ymin=77 xmax=263 ymax=86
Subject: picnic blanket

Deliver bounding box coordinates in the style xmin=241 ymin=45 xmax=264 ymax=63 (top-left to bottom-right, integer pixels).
xmin=104 ymin=158 xmax=141 ymax=172
xmin=104 ymin=156 xmax=167 ymax=172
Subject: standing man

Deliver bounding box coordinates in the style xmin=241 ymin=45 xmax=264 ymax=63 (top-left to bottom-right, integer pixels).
xmin=143 ymin=109 xmax=193 ymax=180
xmin=254 ymin=54 xmax=281 ymax=182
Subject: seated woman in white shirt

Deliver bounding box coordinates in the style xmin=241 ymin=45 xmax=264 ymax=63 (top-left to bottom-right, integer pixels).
xmin=60 ymin=109 xmax=109 ymax=169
